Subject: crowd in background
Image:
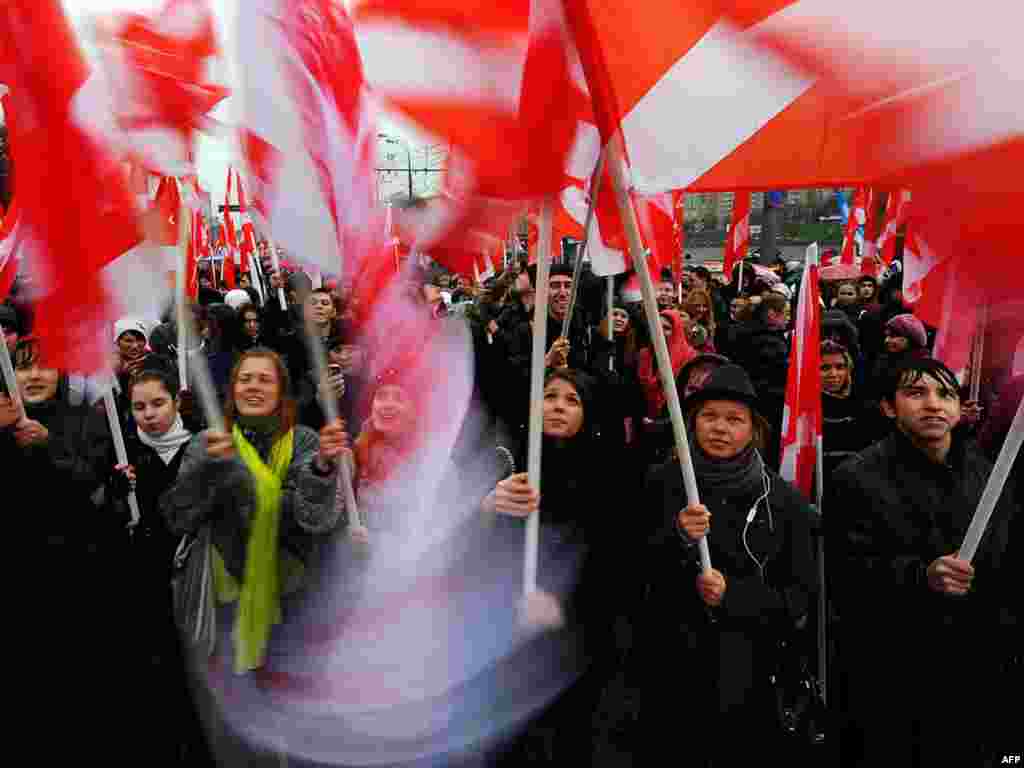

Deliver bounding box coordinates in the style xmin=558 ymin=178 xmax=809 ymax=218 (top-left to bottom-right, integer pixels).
xmin=1 ymin=240 xmax=1020 ymax=767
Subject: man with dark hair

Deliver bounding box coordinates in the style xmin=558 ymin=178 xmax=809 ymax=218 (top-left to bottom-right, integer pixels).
xmin=656 ymin=268 xmax=676 ymax=309
xmin=829 ymin=358 xmax=1015 ymax=767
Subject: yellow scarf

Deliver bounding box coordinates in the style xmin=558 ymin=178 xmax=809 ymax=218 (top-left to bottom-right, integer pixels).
xmin=212 ymin=425 xmax=295 ymax=674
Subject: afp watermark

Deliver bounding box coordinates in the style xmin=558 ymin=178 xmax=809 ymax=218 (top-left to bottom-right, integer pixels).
xmin=1001 ymin=755 xmax=1022 ymax=765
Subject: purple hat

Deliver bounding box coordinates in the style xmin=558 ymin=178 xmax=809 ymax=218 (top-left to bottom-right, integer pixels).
xmin=885 ymin=313 xmax=927 ymax=349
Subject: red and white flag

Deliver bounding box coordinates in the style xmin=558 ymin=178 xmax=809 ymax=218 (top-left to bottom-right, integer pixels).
xmin=780 ymin=242 xmax=822 ymax=500
xmin=840 ymin=187 xmax=867 ymax=265
xmin=238 ymin=0 xmax=378 ymax=279
xmin=723 ymin=192 xmax=751 ymax=280
xmin=876 ymin=189 xmax=911 ymax=266
xmin=99 ymin=0 xmax=227 ymax=176
xmin=1 ymin=1 xmax=143 ymax=372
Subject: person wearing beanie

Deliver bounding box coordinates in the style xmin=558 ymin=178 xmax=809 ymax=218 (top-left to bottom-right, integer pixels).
xmin=868 ymin=312 xmax=930 ymax=400
xmin=224 ymin=288 xmax=252 ymax=312
xmin=634 ymin=364 xmax=817 ymax=766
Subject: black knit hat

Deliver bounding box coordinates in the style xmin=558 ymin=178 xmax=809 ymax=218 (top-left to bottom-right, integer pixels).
xmin=682 ymin=364 xmax=760 ymax=414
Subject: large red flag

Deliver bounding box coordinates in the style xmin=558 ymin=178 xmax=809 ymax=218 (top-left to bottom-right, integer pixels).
xmin=722 ymin=192 xmax=751 ymax=280
xmin=222 ymin=168 xmax=239 ymax=289
xmin=780 ymin=242 xmax=822 ymax=499
xmin=1 ymin=1 xmax=143 ymax=372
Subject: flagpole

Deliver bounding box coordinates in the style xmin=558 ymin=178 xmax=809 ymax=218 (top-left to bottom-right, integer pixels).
xmin=969 ymin=304 xmax=987 ymax=402
xmin=175 ymin=181 xmax=190 ymax=390
xmin=104 ymin=379 xmax=141 ymax=529
xmin=561 ymin=150 xmax=606 ymax=341
xmin=606 ymin=276 xmax=615 ymax=371
xmin=607 ymin=139 xmax=711 ymax=572
xmin=524 ymin=199 xmax=554 ymax=595
xmin=0 ymin=337 xmax=24 ymax=422
xmin=959 ymin=392 xmax=1024 ymax=563
xmin=815 ymin=434 xmax=827 ymax=708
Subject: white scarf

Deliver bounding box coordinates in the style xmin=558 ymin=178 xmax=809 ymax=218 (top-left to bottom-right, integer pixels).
xmin=137 ymin=414 xmax=192 ymax=465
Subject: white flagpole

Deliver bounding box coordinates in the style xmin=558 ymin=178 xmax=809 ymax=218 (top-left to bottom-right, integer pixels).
xmin=103 ymin=380 xmax=141 ymax=529
xmin=607 ymin=140 xmax=711 ymax=572
xmin=0 ymin=337 xmax=24 ymax=421
xmin=959 ymin=393 xmax=1024 ymax=563
xmin=969 ymin=304 xmax=987 ymax=402
xmin=175 ymin=182 xmax=190 ymax=390
xmin=524 ymin=200 xmax=554 ymax=595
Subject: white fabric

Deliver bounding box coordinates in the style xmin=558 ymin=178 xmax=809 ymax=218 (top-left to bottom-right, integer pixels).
xmin=137 ymin=413 xmax=192 ymax=465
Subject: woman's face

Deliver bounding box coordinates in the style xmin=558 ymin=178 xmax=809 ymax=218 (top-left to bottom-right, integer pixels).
xmin=820 ymin=353 xmax=850 ymax=395
xmin=117 ymin=331 xmax=146 ymax=362
xmin=15 ymin=358 xmax=59 ymax=405
xmin=304 ymin=292 xmax=336 ymax=327
xmin=233 ymin=356 xmax=281 ymax=417
xmin=242 ymin=310 xmax=261 ymax=340
xmin=371 ymin=384 xmax=415 ymax=436
xmin=329 ymin=344 xmax=365 ymax=375
xmin=695 ymin=400 xmax=753 ymax=460
xmin=858 ymin=281 xmax=875 ymax=300
xmin=885 ymin=331 xmax=910 ymax=354
xmin=836 ymin=284 xmax=858 ymax=306
xmin=131 ymin=380 xmax=179 ymax=436
xmin=542 ymin=377 xmax=584 ymax=440
xmin=611 ymin=308 xmax=629 ymax=335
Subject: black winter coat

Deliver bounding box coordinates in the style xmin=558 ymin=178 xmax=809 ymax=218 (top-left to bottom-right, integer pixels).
xmin=821 ymin=391 xmax=882 ymax=479
xmin=828 ymin=429 xmax=1017 ymax=766
xmin=631 ymin=459 xmax=817 ymax=764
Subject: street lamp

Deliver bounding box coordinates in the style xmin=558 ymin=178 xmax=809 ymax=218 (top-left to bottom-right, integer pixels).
xmin=378 ymin=133 xmax=413 ymax=202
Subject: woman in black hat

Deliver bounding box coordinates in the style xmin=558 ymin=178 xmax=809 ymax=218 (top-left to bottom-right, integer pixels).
xmin=631 ymin=364 xmax=817 ymax=766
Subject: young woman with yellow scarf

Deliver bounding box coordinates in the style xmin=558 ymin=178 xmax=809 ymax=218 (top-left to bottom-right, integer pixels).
xmin=160 ymin=347 xmax=348 ymax=675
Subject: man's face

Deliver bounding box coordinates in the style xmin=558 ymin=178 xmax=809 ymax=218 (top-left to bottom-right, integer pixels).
xmin=117 ymin=331 xmax=147 ymax=361
xmin=656 ymin=281 xmax=675 ymax=308
xmin=882 ymin=372 xmax=961 ymax=450
xmin=515 ymin=273 xmax=535 ymax=311
xmin=548 ymin=275 xmax=572 ymax=320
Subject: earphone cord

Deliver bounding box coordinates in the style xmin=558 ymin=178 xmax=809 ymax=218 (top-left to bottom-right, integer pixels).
xmin=742 ymin=454 xmax=774 ymax=581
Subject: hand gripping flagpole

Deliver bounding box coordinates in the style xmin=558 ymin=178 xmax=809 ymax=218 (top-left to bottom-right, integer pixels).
xmin=607 ymin=140 xmax=711 ymax=572
xmin=524 ymin=200 xmax=554 ymax=594
xmin=959 ymin=391 xmax=1024 ymax=563
xmin=302 ymin=321 xmax=361 ymax=530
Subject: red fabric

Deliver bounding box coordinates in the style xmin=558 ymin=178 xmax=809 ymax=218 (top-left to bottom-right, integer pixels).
xmin=0 ymin=199 xmax=21 ymax=302
xmin=723 ymin=192 xmax=751 ymax=279
xmin=357 ymin=0 xmax=580 ymax=252
xmin=185 ymin=208 xmax=199 ymax=299
xmin=636 ymin=309 xmax=697 ymax=418
xmin=876 ymin=189 xmax=911 ymax=266
xmin=111 ymin=0 xmax=227 ymax=147
xmin=152 ymin=176 xmax=181 ymax=245
xmin=840 ymin=187 xmax=866 ymax=265
xmin=779 ymin=246 xmax=821 ymax=499
xmin=1 ymin=1 xmax=143 ymax=373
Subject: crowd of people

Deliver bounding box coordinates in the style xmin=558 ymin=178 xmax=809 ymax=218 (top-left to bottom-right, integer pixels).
xmin=1 ymin=242 xmax=1020 ymax=767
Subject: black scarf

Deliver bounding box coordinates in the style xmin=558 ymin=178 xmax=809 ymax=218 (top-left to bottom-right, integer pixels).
xmin=687 ymin=429 xmax=764 ymax=498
